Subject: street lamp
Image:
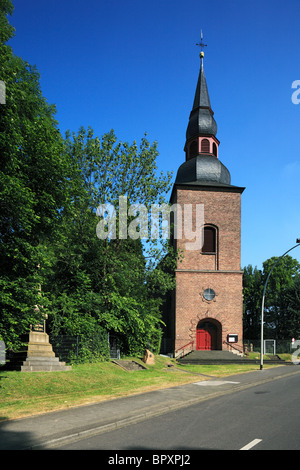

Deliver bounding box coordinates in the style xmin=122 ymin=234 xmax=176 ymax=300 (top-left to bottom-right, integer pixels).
xmin=260 ymin=239 xmax=300 ymax=370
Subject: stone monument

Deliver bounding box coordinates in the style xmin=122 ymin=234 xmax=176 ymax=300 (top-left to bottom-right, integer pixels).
xmin=8 ymin=319 xmax=71 ymax=372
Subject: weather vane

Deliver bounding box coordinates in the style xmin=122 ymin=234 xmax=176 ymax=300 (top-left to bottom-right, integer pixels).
xmin=196 ymin=30 xmax=207 ymax=57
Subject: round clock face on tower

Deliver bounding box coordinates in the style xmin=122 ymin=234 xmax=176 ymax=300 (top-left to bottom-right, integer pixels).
xmin=203 ymin=288 xmax=215 ymax=301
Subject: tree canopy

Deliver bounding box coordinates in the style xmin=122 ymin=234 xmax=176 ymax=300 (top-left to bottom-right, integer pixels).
xmin=243 ymin=255 xmax=300 ymax=340
xmin=0 ymin=0 xmax=70 ymax=348
xmin=44 ymin=128 xmax=177 ymax=355
xmin=0 ymin=2 xmax=177 ymax=355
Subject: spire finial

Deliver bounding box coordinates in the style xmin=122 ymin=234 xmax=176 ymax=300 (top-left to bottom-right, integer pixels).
xmin=196 ymin=30 xmax=207 ymax=58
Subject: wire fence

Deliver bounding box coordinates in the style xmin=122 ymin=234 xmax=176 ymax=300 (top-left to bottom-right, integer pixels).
xmin=244 ymin=339 xmax=297 ymax=355
xmin=48 ymin=336 xmax=296 ymax=363
xmin=50 ymin=332 xmax=120 ymax=364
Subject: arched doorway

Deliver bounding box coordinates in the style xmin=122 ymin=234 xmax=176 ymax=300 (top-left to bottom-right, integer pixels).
xmin=196 ymin=319 xmax=221 ymax=350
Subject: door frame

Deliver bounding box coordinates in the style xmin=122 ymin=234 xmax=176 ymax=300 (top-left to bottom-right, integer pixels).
xmin=196 ymin=319 xmax=221 ymax=351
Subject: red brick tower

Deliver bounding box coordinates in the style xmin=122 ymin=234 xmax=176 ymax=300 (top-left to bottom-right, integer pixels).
xmin=167 ymin=49 xmax=245 ymax=357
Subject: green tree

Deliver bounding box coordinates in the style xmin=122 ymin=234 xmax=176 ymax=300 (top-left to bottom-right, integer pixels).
xmin=284 ymin=274 xmax=300 ymax=339
xmin=243 ymin=256 xmax=300 ymax=341
xmin=262 ymin=255 xmax=300 ymax=338
xmin=45 ymin=128 xmax=177 ymax=355
xmin=243 ymin=265 xmax=263 ymax=339
xmin=0 ymin=1 xmax=69 ymax=348
xmin=0 ymin=3 xmax=177 ymax=356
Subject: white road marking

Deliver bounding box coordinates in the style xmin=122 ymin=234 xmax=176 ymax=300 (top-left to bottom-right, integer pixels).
xmin=193 ymin=380 xmax=240 ymax=386
xmin=240 ymin=439 xmax=262 ymax=450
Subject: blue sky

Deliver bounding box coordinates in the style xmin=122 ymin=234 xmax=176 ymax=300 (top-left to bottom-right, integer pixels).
xmin=7 ymin=0 xmax=300 ymax=269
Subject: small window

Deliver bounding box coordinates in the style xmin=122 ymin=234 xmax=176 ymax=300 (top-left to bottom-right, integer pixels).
xmin=202 ymin=226 xmax=216 ymax=253
xmin=203 ymin=288 xmax=216 ymax=301
xmin=189 ymin=141 xmax=198 ymax=159
xmin=212 ymin=142 xmax=217 ymax=156
xmin=201 ymin=139 xmax=210 ymax=153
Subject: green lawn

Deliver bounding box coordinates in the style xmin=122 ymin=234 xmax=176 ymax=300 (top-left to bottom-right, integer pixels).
xmin=0 ymin=355 xmax=284 ymax=421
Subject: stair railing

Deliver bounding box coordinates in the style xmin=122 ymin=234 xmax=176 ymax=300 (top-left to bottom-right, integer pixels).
xmin=223 ymin=340 xmax=246 ymax=356
xmin=175 ymin=341 xmax=194 ymax=359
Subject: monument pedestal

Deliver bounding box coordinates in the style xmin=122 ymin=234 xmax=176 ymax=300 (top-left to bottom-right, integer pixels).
xmin=8 ymin=331 xmax=71 ymax=372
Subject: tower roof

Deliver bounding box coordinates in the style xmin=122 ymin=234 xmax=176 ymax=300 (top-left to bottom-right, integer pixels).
xmin=192 ymin=54 xmax=211 ymax=109
xmin=186 ymin=53 xmax=217 ymax=141
xmin=175 ymin=154 xmax=231 ymax=185
xmin=175 ymin=45 xmax=234 ymax=187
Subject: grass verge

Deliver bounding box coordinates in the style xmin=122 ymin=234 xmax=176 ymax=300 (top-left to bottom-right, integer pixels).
xmin=0 ymin=355 xmax=284 ymax=421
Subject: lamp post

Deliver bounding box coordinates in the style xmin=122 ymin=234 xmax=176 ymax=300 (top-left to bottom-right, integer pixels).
xmin=260 ymin=239 xmax=300 ymax=370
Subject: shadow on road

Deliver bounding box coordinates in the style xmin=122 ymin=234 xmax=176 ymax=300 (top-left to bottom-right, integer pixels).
xmin=0 ymin=419 xmax=46 ymax=450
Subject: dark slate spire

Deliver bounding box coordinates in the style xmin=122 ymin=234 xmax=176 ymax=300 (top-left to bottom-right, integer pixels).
xmin=186 ymin=51 xmax=217 ymax=141
xmin=192 ymin=55 xmax=211 ymax=109
xmin=176 ymin=44 xmax=231 ymax=186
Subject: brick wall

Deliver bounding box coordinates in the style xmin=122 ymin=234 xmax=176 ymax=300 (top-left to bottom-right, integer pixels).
xmin=171 ymin=184 xmax=244 ymax=354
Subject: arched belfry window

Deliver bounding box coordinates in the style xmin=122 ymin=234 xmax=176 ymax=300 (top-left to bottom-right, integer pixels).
xmin=201 ymin=139 xmax=210 ymax=153
xmin=189 ymin=141 xmax=198 ymax=159
xmin=213 ymin=142 xmax=217 ymax=157
xmin=202 ymin=226 xmax=217 ymax=253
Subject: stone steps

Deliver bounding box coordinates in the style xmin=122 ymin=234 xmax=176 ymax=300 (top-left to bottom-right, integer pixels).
xmin=6 ymin=356 xmax=71 ymax=372
xmin=5 ymin=360 xmax=71 ymax=371
xmin=112 ymin=360 xmax=147 ymax=371
xmin=14 ymin=345 xmax=56 ymax=358
xmin=20 ymin=357 xmax=71 ymax=372
xmin=178 ymin=350 xmax=285 ymax=365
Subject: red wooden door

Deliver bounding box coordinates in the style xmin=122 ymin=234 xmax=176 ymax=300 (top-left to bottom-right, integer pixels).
xmin=196 ymin=328 xmax=212 ymax=350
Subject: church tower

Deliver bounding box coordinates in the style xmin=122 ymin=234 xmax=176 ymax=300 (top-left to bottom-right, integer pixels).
xmin=167 ymin=46 xmax=245 ymax=357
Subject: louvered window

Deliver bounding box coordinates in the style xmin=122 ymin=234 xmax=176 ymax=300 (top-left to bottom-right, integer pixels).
xmin=201 ymin=139 xmax=210 ymax=153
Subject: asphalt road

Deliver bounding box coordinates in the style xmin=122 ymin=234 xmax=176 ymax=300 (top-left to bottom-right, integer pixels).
xmin=58 ymin=371 xmax=300 ymax=451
